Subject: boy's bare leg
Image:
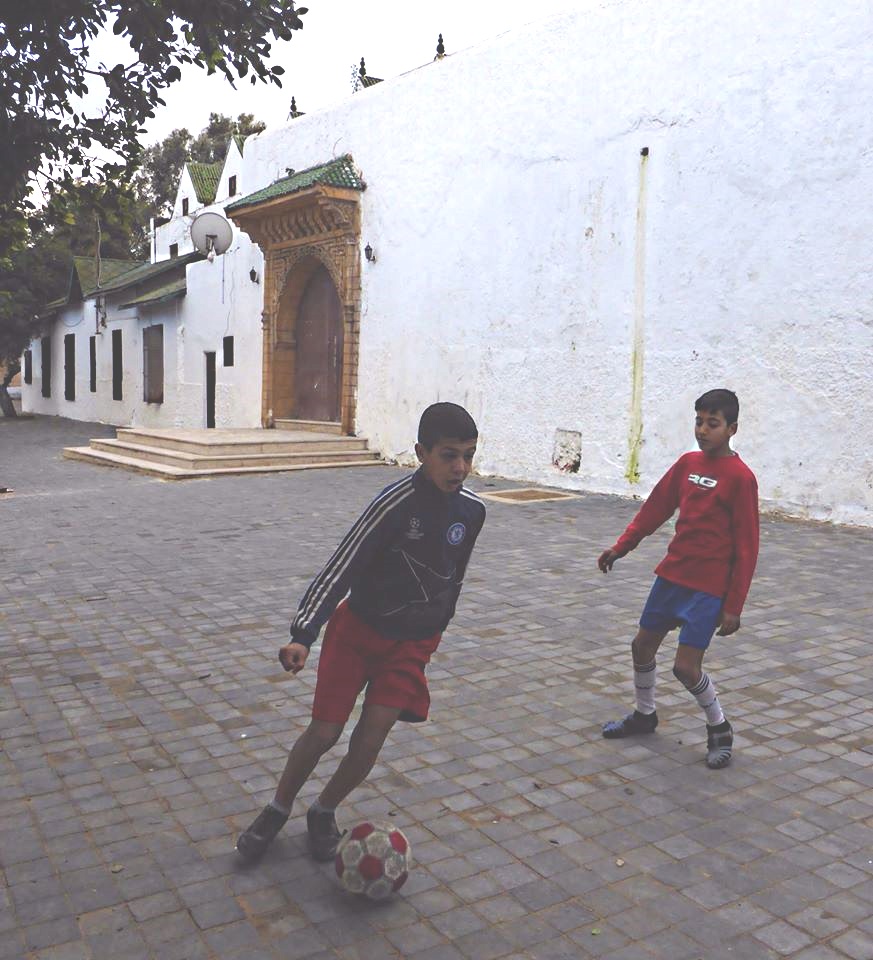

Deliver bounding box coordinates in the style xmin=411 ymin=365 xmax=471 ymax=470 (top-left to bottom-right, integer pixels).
xmin=318 ymin=704 xmax=402 ymax=810
xmin=603 ymin=627 xmax=669 ymax=738
xmin=672 ymin=644 xmax=732 ymax=768
xmin=274 ymin=719 xmax=344 ymax=808
xmin=236 ymin=718 xmax=344 ymax=861
xmin=672 ymin=644 xmax=704 ymax=687
xmin=631 ymin=626 xmax=669 ymax=666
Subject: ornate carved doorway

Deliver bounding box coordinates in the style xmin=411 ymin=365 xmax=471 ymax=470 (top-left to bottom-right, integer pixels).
xmin=226 ymin=156 xmax=364 ymax=433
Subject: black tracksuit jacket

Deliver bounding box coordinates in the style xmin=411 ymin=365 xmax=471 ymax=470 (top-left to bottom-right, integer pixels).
xmin=290 ymin=469 xmax=486 ymax=648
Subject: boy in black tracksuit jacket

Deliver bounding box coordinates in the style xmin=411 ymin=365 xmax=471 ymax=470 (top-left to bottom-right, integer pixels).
xmin=237 ymin=403 xmax=485 ymax=862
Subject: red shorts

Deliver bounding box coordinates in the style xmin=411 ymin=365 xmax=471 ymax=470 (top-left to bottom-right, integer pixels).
xmin=312 ymin=602 xmax=441 ymax=725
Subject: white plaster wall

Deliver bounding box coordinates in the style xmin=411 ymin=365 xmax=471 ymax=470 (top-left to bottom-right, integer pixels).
xmin=217 ymin=141 xmax=245 ymax=205
xmin=171 ymin=166 xmax=197 ymax=221
xmin=20 ymin=238 xmax=264 ymax=430
xmin=154 ymin=216 xmax=194 ymax=261
xmin=241 ymin=0 xmax=873 ymax=526
xmin=173 ymin=234 xmax=264 ymax=429
xmin=21 ymin=297 xmax=181 ymax=426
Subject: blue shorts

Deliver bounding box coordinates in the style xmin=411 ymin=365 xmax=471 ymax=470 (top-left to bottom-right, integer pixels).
xmin=639 ymin=577 xmax=723 ymax=650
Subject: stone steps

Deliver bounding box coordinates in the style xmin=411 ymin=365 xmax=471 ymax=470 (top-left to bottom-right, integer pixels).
xmin=63 ymin=427 xmax=382 ymax=480
xmin=274 ymin=418 xmax=344 ymax=435
xmin=115 ymin=427 xmax=366 ymax=456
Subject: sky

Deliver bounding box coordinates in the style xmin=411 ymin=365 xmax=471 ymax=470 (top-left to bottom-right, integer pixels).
xmin=88 ymin=0 xmax=577 ymax=146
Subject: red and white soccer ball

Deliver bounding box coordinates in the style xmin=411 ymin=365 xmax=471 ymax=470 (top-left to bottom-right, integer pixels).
xmin=334 ymin=821 xmax=411 ymax=900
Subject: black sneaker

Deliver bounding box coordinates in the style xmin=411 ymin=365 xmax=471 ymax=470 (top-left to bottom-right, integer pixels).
xmin=706 ymin=720 xmax=733 ymax=769
xmin=602 ymin=709 xmax=659 ymax=739
xmin=306 ymin=807 xmax=343 ymax=862
xmin=236 ymin=804 xmax=288 ymax=862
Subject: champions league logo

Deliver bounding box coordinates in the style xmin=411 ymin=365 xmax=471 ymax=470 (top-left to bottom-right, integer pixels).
xmin=446 ymin=522 xmax=466 ymax=546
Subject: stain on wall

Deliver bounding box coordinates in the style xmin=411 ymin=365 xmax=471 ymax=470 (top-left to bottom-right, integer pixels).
xmin=626 ymin=146 xmax=649 ymax=484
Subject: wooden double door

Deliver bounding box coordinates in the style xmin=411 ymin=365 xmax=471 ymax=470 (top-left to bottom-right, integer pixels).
xmin=291 ymin=264 xmax=343 ymax=423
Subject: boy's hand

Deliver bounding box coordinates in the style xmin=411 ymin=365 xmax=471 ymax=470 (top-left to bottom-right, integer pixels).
xmin=598 ymin=549 xmax=622 ymax=573
xmin=717 ymin=612 xmax=741 ymax=636
xmin=279 ymin=642 xmax=309 ymax=673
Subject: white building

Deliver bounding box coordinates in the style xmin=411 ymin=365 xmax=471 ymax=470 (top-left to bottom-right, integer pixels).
xmin=22 ymin=0 xmax=873 ymax=525
xmin=22 ymin=137 xmax=264 ymax=429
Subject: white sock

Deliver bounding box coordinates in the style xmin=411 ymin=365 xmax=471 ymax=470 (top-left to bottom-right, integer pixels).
xmin=634 ymin=659 xmax=657 ymax=715
xmin=687 ymin=673 xmax=725 ymax=726
xmin=269 ymin=799 xmax=291 ymax=816
xmin=310 ymin=799 xmax=335 ymax=816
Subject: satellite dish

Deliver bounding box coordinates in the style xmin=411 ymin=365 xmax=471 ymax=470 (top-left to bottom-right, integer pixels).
xmin=190 ymin=211 xmax=233 ymax=262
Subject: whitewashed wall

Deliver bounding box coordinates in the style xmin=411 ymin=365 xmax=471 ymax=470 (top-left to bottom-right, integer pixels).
xmin=21 ymin=247 xmax=264 ymax=430
xmin=175 ymin=239 xmax=264 ymax=429
xmin=241 ymin=0 xmax=872 ymax=526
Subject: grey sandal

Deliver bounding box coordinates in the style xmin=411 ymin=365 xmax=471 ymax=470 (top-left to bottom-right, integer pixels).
xmin=706 ymin=721 xmax=733 ymax=769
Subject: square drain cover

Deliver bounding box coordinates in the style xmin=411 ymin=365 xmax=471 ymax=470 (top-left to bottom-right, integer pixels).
xmin=479 ymin=487 xmax=578 ymax=504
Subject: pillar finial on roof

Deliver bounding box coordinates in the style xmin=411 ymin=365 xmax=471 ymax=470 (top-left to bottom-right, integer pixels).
xmin=435 ymin=33 xmax=445 ymax=59
xmin=353 ymin=57 xmax=382 ymax=91
xmin=288 ymin=96 xmax=305 ymax=119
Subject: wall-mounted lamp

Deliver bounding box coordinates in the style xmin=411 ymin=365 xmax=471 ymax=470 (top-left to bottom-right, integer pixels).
xmin=249 ymin=268 xmax=260 ymax=284
xmin=364 ymin=242 xmax=377 ymax=263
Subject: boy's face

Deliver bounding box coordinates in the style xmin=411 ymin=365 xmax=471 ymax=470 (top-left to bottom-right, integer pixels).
xmin=694 ymin=408 xmax=737 ymax=457
xmin=416 ymin=436 xmax=477 ymax=493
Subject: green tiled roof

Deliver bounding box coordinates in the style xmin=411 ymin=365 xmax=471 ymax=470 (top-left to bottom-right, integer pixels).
xmin=187 ymin=161 xmax=222 ymax=205
xmin=73 ymin=256 xmax=145 ymax=299
xmin=119 ymin=277 xmax=187 ymax=309
xmin=97 ymin=251 xmax=202 ymax=296
xmin=233 ymin=135 xmax=246 ymax=155
xmin=360 ymin=74 xmax=383 ymax=88
xmin=225 ymin=155 xmax=364 ymax=212
xmin=41 ymin=253 xmax=201 ymax=316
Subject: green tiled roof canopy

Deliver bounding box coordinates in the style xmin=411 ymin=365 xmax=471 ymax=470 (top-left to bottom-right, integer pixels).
xmin=187 ymin=161 xmax=222 ymax=205
xmin=42 ymin=253 xmax=203 ymax=316
xmin=225 ymin=155 xmax=364 ymax=212
xmin=96 ymin=251 xmax=202 ymax=296
xmin=119 ymin=277 xmax=187 ymax=309
xmin=73 ymin=257 xmax=145 ymax=298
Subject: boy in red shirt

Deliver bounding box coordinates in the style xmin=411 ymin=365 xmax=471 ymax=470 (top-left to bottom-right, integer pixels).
xmin=597 ymin=389 xmax=758 ymax=768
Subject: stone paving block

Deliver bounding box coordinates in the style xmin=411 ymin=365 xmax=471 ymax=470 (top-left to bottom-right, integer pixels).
xmin=831 ymin=929 xmax=873 ymax=960
xmin=30 ymin=942 xmax=91 ymax=960
xmin=752 ymin=919 xmax=815 ymax=955
xmin=334 ymin=934 xmax=404 ymax=960
xmin=0 ymin=929 xmax=26 ymax=960
xmin=23 ymin=917 xmax=82 ymax=953
xmin=86 ymin=927 xmax=151 ymax=960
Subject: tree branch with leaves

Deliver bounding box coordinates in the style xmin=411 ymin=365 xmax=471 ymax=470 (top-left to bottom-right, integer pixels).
xmin=0 ymin=1 xmax=307 ymax=266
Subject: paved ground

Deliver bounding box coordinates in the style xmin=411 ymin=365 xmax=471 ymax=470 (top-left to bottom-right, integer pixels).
xmin=2 ymin=415 xmax=872 ymax=960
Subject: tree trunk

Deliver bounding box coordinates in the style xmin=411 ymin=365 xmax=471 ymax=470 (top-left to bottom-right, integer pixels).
xmin=0 ymin=385 xmax=16 ymax=418
xmin=1 ymin=363 xmax=19 ymax=418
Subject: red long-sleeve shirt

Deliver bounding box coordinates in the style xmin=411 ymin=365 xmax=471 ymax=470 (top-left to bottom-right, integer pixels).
xmin=613 ymin=451 xmax=759 ymax=616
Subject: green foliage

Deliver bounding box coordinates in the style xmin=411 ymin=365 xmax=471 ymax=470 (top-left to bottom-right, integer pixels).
xmin=0 ymin=179 xmax=151 ymax=382
xmin=0 ymin=2 xmax=307 ymax=263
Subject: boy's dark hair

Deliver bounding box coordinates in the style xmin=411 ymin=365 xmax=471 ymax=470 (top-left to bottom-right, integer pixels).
xmin=695 ymin=388 xmax=739 ymax=426
xmin=418 ymin=402 xmax=478 ymax=449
